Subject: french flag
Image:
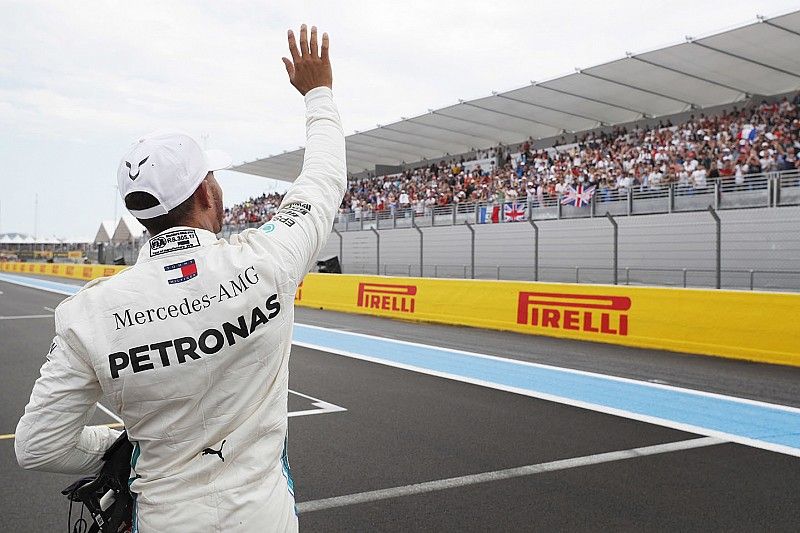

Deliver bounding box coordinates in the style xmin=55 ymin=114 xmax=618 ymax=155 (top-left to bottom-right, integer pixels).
xmin=164 ymin=259 xmax=198 ymax=284
xmin=478 ymin=205 xmax=500 ymax=223
xmin=738 ymin=125 xmax=757 ymax=142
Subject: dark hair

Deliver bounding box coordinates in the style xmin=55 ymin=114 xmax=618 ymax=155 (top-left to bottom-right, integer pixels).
xmin=124 ymin=191 xmax=196 ymax=236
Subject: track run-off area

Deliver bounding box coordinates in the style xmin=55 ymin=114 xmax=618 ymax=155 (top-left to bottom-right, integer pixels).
xmin=1 ymin=271 xmax=799 ymax=531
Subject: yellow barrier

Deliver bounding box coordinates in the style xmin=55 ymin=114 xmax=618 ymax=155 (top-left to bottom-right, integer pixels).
xmin=295 ymin=274 xmax=800 ymax=367
xmin=3 ymin=262 xmax=798 ymax=366
xmin=0 ymin=261 xmax=125 ymax=281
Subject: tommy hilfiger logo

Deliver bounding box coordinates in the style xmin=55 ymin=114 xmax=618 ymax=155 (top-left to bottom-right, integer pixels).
xmin=125 ymin=155 xmax=149 ymax=180
xmin=164 ymin=259 xmax=198 ymax=284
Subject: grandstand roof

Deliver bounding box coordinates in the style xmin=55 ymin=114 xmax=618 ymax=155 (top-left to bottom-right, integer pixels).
xmin=232 ymin=10 xmax=800 ymax=182
xmin=111 ymin=216 xmax=146 ymax=243
xmin=94 ymin=220 xmax=115 ymax=243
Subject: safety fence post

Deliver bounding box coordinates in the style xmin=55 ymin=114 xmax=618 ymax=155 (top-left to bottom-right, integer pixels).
xmin=465 ymin=221 xmax=476 ymax=279
xmin=413 ymin=222 xmax=423 ymax=277
xmin=707 ymin=206 xmax=721 ymax=289
xmin=370 ymin=227 xmax=380 ymax=276
xmin=772 ymin=176 xmax=781 ymax=207
xmin=331 ymin=227 xmax=343 ymax=272
xmin=528 ymin=218 xmax=539 ymax=281
xmin=626 ymin=188 xmax=633 ymax=216
xmin=605 ymin=212 xmax=618 ymax=285
xmin=668 ymin=183 xmax=674 ymax=213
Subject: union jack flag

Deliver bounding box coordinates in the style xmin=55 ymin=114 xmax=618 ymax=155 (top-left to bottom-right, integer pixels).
xmin=561 ymin=184 xmax=596 ymax=207
xmin=503 ymin=202 xmax=527 ymax=222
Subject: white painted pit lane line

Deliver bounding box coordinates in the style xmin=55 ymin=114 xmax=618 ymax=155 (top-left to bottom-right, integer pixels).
xmin=95 ymin=390 xmax=346 ymax=427
xmin=0 ymin=314 xmax=54 ymax=320
xmin=288 ymin=389 xmax=347 ymax=418
xmin=296 ymin=437 xmax=724 ymax=514
xmin=2 ymin=390 xmax=346 ymax=442
xmin=97 ymin=402 xmax=124 ymax=424
xmin=96 ymin=390 xmax=345 ymax=425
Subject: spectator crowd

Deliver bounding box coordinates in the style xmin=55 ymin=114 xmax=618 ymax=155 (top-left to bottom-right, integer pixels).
xmin=224 ymin=94 xmax=800 ymax=227
xmin=223 ymin=192 xmax=284 ymax=227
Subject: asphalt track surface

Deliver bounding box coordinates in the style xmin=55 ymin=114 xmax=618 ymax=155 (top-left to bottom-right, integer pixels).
xmin=1 ymin=274 xmax=800 ymax=532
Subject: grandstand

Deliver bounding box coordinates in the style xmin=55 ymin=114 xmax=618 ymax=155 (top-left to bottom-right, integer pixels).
xmin=227 ymin=12 xmax=800 ymax=226
xmin=233 ymin=11 xmax=800 ymax=181
xmin=225 ymin=94 xmax=800 ymax=229
xmin=220 ymin=12 xmax=800 ymax=292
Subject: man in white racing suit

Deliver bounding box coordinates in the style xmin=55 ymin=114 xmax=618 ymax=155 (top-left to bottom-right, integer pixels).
xmin=15 ymin=25 xmax=344 ymax=532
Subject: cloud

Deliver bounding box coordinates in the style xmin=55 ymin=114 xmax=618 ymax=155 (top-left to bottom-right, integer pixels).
xmin=1 ymin=0 xmax=798 ymax=237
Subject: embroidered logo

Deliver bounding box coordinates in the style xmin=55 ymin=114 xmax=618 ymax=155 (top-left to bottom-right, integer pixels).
xmin=125 ymin=156 xmax=150 ymax=180
xmin=164 ymin=259 xmax=198 ymax=284
xmin=149 ymin=228 xmax=201 ymax=257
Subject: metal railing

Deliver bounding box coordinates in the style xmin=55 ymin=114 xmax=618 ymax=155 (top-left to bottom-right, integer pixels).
xmin=215 ymin=171 xmax=798 ymax=237
xmin=315 ymin=170 xmax=799 ymax=232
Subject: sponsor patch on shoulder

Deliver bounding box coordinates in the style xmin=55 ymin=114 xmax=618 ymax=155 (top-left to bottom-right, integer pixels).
xmin=164 ymin=258 xmax=198 ymax=284
xmin=150 ymin=229 xmax=201 ymax=257
xmin=270 ymin=201 xmax=313 ymax=228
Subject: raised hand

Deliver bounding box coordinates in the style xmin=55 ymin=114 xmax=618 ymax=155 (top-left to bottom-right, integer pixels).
xmin=282 ymin=24 xmax=332 ymax=96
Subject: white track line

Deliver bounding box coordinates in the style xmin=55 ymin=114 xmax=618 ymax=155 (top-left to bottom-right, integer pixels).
xmin=91 ymin=390 xmax=345 ymax=428
xmin=297 ymin=437 xmax=723 ymax=513
xmin=296 ymin=323 xmax=800 ymax=415
xmin=96 ymin=403 xmax=123 ymax=424
xmin=0 ymin=314 xmax=54 ymax=320
xmin=294 ymin=339 xmax=800 ymax=458
xmin=0 ymin=276 xmax=76 ymax=296
xmin=43 ymin=306 xmax=55 ymax=313
xmin=288 ymin=389 xmax=347 ymax=418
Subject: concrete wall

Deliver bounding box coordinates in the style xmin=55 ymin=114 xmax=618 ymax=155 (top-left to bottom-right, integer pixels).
xmin=319 ymin=206 xmax=800 ymax=292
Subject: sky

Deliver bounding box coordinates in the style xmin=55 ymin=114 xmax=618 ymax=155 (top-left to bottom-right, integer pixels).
xmin=1 ymin=0 xmax=798 ymax=239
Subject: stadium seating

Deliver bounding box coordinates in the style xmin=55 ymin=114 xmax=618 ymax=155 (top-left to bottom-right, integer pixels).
xmin=224 ymin=94 xmax=800 ymax=228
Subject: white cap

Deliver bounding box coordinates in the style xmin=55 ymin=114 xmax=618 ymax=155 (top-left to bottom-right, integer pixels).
xmin=117 ymin=130 xmax=231 ymax=219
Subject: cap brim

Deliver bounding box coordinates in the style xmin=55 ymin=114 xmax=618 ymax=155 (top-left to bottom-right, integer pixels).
xmin=205 ymin=149 xmax=232 ymax=172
